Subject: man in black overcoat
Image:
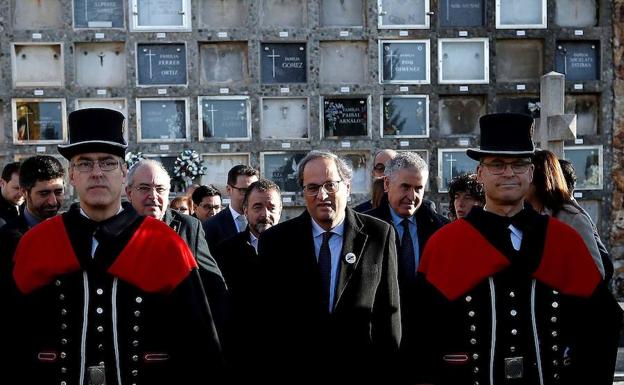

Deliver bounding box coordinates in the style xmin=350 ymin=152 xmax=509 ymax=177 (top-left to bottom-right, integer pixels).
xmin=409 ymin=113 xmax=622 ymax=385
xmin=366 ymin=151 xmax=448 ymax=378
xmin=125 ymin=158 xmax=228 ymax=334
xmin=213 ymin=178 xmax=282 ymax=382
xmin=6 ymin=108 xmax=223 ymax=385
xmin=0 ymin=161 xmax=24 ymax=228
xmin=257 ymin=150 xmax=401 ymax=384
xmin=203 ymin=164 xmax=259 ymax=254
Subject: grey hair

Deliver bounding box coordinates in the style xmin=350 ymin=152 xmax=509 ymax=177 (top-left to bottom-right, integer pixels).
xmin=385 ymin=151 xmax=428 ymax=179
xmin=127 ymin=159 xmax=171 ymax=187
xmin=297 ymin=150 xmax=353 ymax=187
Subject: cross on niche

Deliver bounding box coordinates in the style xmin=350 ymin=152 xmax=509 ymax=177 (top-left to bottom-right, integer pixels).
xmin=205 ymin=104 xmax=218 ymax=134
xmin=267 ymin=49 xmax=281 ymax=79
xmin=386 ymin=48 xmax=398 ymax=79
xmin=144 ymin=49 xmax=156 ymax=79
xmin=446 ymin=154 xmax=457 ymax=180
xmin=97 ymin=52 xmax=106 ymax=67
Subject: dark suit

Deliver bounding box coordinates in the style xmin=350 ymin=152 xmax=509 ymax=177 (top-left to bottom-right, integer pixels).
xmin=203 ymin=207 xmax=238 ymax=254
xmin=366 ymin=198 xmax=448 ymax=379
xmin=0 ymin=197 xmax=22 ymax=229
xmin=0 ymin=215 xmax=30 ymax=307
xmin=256 ymin=208 xmax=401 ymax=384
xmin=163 ymin=208 xmax=228 ymax=335
xmin=213 ymin=229 xmax=261 ymax=382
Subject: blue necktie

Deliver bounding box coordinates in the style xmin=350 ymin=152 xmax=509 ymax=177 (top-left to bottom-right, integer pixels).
xmin=400 ymin=219 xmax=416 ymax=283
xmin=319 ymin=232 xmax=333 ymax=312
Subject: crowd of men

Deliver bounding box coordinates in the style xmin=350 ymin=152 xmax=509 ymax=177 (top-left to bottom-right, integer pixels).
xmin=0 ymin=107 xmax=622 ymax=385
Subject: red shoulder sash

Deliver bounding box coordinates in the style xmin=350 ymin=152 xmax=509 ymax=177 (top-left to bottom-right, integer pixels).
xmin=418 ymin=217 xmax=601 ymax=301
xmin=13 ymin=215 xmax=197 ymax=294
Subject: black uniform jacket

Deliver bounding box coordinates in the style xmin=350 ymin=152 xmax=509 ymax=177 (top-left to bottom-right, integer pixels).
xmin=0 ymin=196 xmax=22 ymax=228
xmin=203 ymin=207 xmax=237 ymax=254
xmin=7 ymin=206 xmax=224 ymax=385
xmin=256 ymin=208 xmax=402 ymax=384
xmin=410 ymin=207 xmax=622 ymax=385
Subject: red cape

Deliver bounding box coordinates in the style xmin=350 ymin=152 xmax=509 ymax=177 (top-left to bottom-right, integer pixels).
xmin=13 ymin=215 xmax=197 ymax=294
xmin=418 ymin=217 xmax=602 ymax=301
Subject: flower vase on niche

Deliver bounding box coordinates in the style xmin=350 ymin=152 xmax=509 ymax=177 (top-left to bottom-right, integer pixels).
xmin=174 ymin=149 xmax=206 ymax=193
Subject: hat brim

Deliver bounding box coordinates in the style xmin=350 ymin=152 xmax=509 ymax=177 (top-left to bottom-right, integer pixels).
xmin=466 ymin=148 xmax=535 ymax=161
xmin=58 ymin=140 xmax=127 ymax=160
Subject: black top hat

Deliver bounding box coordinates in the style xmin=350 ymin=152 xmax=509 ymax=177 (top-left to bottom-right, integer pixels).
xmin=58 ymin=108 xmax=127 ymax=160
xmin=466 ymin=113 xmax=535 ymax=161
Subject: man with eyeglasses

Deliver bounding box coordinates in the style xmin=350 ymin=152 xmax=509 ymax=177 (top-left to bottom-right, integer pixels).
xmin=125 ymin=159 xmax=228 ymax=336
xmin=256 ymin=150 xmax=401 ymax=384
xmin=353 ymin=148 xmax=397 ymax=212
xmin=204 ymin=165 xmax=259 ymax=254
xmin=408 ymin=113 xmax=622 ymax=385
xmin=6 ymin=108 xmax=223 ymax=385
xmin=192 ymin=184 xmax=223 ymax=223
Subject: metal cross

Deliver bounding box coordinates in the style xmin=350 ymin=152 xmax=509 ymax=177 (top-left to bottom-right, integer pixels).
xmin=21 ymin=107 xmax=34 ymax=140
xmin=144 ymin=49 xmax=156 ymax=79
xmin=386 ymin=49 xmax=398 ymax=79
xmin=205 ymin=104 xmax=218 ymax=134
xmin=268 ymin=49 xmax=281 ymax=79
xmin=446 ymin=154 xmax=457 ymax=179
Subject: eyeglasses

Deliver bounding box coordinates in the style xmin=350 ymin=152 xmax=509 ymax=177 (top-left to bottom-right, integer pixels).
xmin=133 ymin=184 xmax=170 ymax=195
xmin=199 ymin=204 xmax=221 ymax=211
xmin=302 ymin=180 xmax=342 ymax=196
xmin=373 ymin=163 xmax=386 ymax=172
xmin=480 ymin=161 xmax=532 ymax=175
xmin=229 ymin=185 xmax=249 ymax=195
xmin=72 ymin=159 xmax=121 ymax=173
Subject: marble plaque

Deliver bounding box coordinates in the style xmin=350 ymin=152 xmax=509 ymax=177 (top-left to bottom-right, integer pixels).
xmin=75 ymin=42 xmax=126 ymax=87
xmin=260 ymin=0 xmax=307 ymax=28
xmin=565 ymin=94 xmax=599 ymax=136
xmin=199 ymin=97 xmax=250 ymax=140
xmin=497 ymin=0 xmax=545 ymax=28
xmin=201 ymin=153 xmax=250 ymax=192
xmin=261 ymin=98 xmax=309 ymax=139
xmin=137 ymin=99 xmax=188 ymax=141
xmin=495 ymin=96 xmax=540 ymax=117
xmin=382 ymin=95 xmax=428 ymax=137
xmin=496 ymin=40 xmax=543 ymax=83
xmin=320 ymin=42 xmax=367 ymax=84
xmin=563 ymin=146 xmax=603 ymax=190
xmin=261 ymin=43 xmax=307 ymax=84
xmin=554 ymin=0 xmax=597 ymax=28
xmin=379 ymin=0 xmax=428 ymax=28
xmin=199 ymin=0 xmax=248 ymax=29
xmin=13 ymin=99 xmax=66 ymax=143
xmin=12 ymin=44 xmax=64 ymax=87
xmin=261 ymin=152 xmax=307 ymax=193
xmin=320 ymin=0 xmax=364 ymax=27
xmin=439 ymin=0 xmax=484 ymax=27
xmin=555 ymin=41 xmax=600 ymax=82
xmin=134 ymin=0 xmax=188 ymax=29
xmin=438 ymin=96 xmax=485 ymax=136
xmin=339 ymin=152 xmax=369 ymax=193
xmin=13 ymin=0 xmax=63 ymax=30
xmin=323 ymin=97 xmax=369 ymax=138
xmin=74 ymin=0 xmax=124 ymax=28
xmin=439 ymin=39 xmax=488 ymax=84
xmin=379 ymin=40 xmax=430 ymax=84
xmin=137 ymin=43 xmax=187 ymax=86
xmin=437 ymin=149 xmax=479 ymax=192
xmin=199 ymin=42 xmax=248 ymax=84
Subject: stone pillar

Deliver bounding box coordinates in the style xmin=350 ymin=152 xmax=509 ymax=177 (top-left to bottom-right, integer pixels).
xmin=612 ymin=0 xmax=624 ymax=298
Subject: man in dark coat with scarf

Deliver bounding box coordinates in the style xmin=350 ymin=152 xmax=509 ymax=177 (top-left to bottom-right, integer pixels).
xmin=6 ymin=108 xmax=223 ymax=385
xmin=408 ymin=113 xmax=622 ymax=385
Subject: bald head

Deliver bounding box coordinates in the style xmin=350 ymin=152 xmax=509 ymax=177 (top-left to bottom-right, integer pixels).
xmin=126 ymin=160 xmax=171 ymax=220
xmin=372 ymin=149 xmax=398 ymax=179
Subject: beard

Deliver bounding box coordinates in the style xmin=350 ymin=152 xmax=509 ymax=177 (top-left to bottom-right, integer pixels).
xmin=253 ymin=220 xmax=273 ymax=234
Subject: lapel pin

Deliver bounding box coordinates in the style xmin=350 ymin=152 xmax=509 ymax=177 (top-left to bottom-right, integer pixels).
xmin=345 ymin=252 xmax=356 ymax=264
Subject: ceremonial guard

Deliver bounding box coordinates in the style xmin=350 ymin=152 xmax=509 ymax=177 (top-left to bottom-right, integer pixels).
xmin=410 ymin=113 xmax=622 ymax=385
xmin=6 ymin=108 xmax=223 ymax=385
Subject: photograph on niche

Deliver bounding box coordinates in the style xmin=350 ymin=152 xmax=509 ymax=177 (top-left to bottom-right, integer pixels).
xmin=13 ymin=100 xmax=66 ymax=143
